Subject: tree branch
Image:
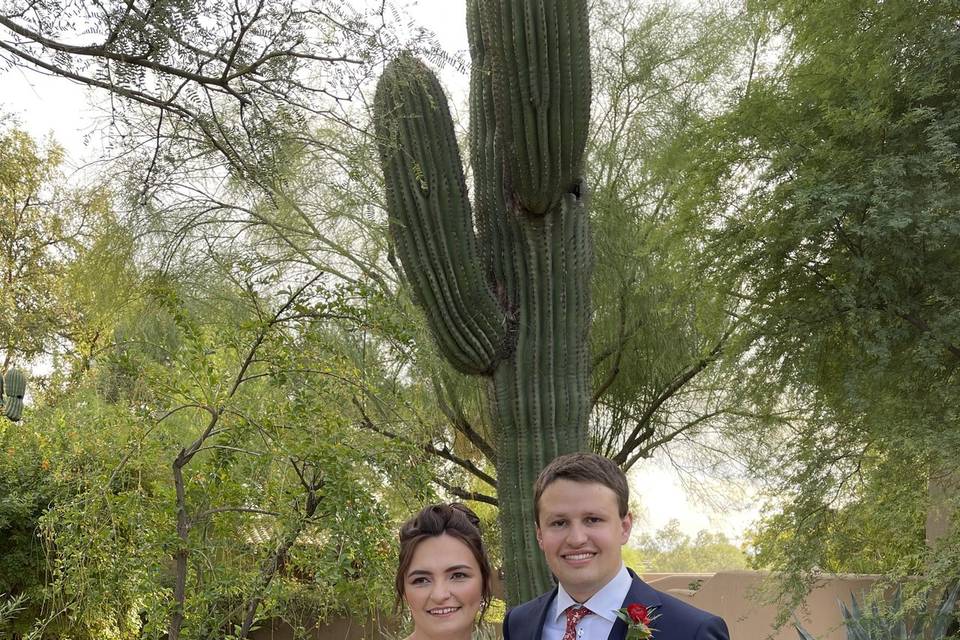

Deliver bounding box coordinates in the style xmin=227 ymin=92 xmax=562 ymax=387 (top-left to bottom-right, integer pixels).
xmin=237 ymin=457 xmax=324 ymax=639
xmin=623 ymin=409 xmax=726 ymax=472
xmin=431 ymin=377 xmax=497 ymax=467
xmin=168 ymin=279 xmax=319 ymax=640
xmin=353 ymin=399 xmax=497 ymax=489
xmin=612 ymin=328 xmax=731 ymax=465
xmin=434 ymin=477 xmax=498 ymax=507
xmin=592 ymin=279 xmax=634 ymax=407
xmin=193 ymin=444 xmax=264 ymax=457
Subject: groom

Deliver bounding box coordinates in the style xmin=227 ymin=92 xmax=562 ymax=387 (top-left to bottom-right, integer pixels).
xmin=503 ymin=453 xmax=730 ymax=640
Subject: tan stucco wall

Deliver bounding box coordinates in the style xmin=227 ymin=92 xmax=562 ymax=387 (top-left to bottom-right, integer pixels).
xmin=252 ymin=572 xmax=884 ymax=639
xmin=250 ymin=614 xmax=395 ymax=640
xmin=642 ymin=571 xmax=880 ymax=640
xmin=927 ymin=472 xmax=958 ymax=546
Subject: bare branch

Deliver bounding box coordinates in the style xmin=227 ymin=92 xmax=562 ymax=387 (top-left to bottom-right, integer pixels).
xmin=623 ymin=409 xmax=726 ymax=472
xmin=612 ymin=328 xmax=732 ymax=465
xmin=353 ymin=398 xmax=497 ymax=489
xmin=434 ymin=477 xmax=498 ymax=507
xmin=431 ymin=377 xmax=497 ymax=467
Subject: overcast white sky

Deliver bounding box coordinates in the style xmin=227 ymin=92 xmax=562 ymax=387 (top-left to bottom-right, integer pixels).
xmin=0 ymin=0 xmax=760 ymax=543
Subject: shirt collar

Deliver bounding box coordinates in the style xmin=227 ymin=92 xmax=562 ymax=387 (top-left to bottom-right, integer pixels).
xmin=551 ymin=563 xmax=632 ymax=625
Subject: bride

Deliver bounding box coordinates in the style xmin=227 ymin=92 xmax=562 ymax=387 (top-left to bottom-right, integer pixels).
xmin=395 ymin=503 xmax=493 ymax=640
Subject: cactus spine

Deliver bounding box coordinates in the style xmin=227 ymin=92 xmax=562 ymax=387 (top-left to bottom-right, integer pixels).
xmin=374 ymin=0 xmax=592 ymax=603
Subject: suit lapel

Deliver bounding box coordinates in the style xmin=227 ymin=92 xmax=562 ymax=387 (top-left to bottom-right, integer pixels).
xmin=606 ymin=571 xmax=663 ymax=640
xmin=535 ymin=588 xmax=559 ymax=639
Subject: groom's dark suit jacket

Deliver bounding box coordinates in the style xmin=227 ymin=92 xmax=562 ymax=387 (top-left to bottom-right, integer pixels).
xmin=503 ymin=569 xmax=730 ymax=640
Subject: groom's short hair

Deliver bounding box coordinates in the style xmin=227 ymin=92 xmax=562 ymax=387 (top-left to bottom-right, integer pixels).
xmin=533 ymin=452 xmax=629 ymax=524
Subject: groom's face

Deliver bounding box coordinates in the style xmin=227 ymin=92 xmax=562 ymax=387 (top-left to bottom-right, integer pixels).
xmin=535 ymin=479 xmax=632 ymax=602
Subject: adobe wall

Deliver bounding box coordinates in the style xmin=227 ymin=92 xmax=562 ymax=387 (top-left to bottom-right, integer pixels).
xmin=252 ymin=572 xmax=883 ymax=639
xmin=250 ymin=614 xmax=395 ymax=640
xmin=642 ymin=571 xmax=881 ymax=640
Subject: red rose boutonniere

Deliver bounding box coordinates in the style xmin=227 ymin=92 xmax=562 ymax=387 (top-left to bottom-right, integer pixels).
xmin=614 ymin=602 xmax=659 ymax=640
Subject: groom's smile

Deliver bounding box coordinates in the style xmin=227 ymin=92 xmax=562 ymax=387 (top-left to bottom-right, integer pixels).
xmin=535 ymin=478 xmax=633 ymax=602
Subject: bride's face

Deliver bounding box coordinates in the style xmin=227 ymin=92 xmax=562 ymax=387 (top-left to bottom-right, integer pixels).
xmin=402 ymin=533 xmax=484 ymax=639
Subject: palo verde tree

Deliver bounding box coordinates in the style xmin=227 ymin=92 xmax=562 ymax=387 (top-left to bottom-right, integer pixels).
xmin=373 ymin=0 xmax=593 ymax=603
xmin=585 ymin=0 xmax=749 ymax=471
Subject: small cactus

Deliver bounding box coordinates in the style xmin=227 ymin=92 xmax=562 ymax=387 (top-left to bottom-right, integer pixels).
xmin=2 ymin=367 xmax=27 ymax=422
xmin=3 ymin=397 xmax=23 ymax=422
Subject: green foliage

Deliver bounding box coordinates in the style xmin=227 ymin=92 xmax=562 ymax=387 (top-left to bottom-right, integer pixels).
xmin=0 ymin=193 xmax=439 ymax=638
xmin=0 ymin=424 xmax=52 ymax=630
xmin=673 ymin=0 xmax=960 ymax=614
xmin=625 ymin=520 xmax=749 ymax=573
xmin=0 ymin=388 xmax=155 ymax=638
xmin=698 ymin=0 xmax=960 ymax=417
xmin=0 ymin=122 xmax=140 ymax=399
xmin=748 ymin=450 xmax=928 ymax=581
xmin=710 ymin=0 xmax=960 ymax=403
xmin=586 ymin=0 xmax=750 ymax=469
xmin=0 ymin=127 xmax=68 ymax=366
xmin=0 ymin=592 xmax=28 ymax=634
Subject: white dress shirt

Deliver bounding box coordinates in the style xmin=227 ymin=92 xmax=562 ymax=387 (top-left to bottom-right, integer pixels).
xmin=541 ymin=564 xmax=633 ymax=640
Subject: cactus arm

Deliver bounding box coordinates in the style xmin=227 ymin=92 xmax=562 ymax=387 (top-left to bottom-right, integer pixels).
xmin=374 ymin=55 xmax=508 ymax=374
xmin=3 ymin=398 xmax=23 ymax=422
xmin=478 ymin=0 xmax=591 ymax=214
xmin=467 ymin=0 xmax=513 ymax=291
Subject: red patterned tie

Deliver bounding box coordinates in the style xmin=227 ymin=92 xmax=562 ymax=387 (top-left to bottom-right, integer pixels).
xmin=563 ymin=605 xmax=592 ymax=640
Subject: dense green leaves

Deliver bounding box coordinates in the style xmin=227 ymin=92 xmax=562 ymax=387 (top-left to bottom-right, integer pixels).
xmin=1 ymin=270 xmax=440 ymax=638
xmin=586 ymin=0 xmax=752 ymax=470
xmin=678 ymin=0 xmax=960 ymax=614
xmin=0 ymin=123 xmax=444 ymax=637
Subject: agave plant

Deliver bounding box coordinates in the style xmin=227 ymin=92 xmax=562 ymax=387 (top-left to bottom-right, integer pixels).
xmin=795 ymin=582 xmax=960 ymax=640
xmin=0 ymin=593 xmax=28 ymax=628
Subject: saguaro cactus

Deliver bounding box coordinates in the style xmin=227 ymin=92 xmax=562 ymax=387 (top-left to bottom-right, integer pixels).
xmin=374 ymin=0 xmax=592 ymax=603
xmin=1 ymin=367 xmax=27 ymax=422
